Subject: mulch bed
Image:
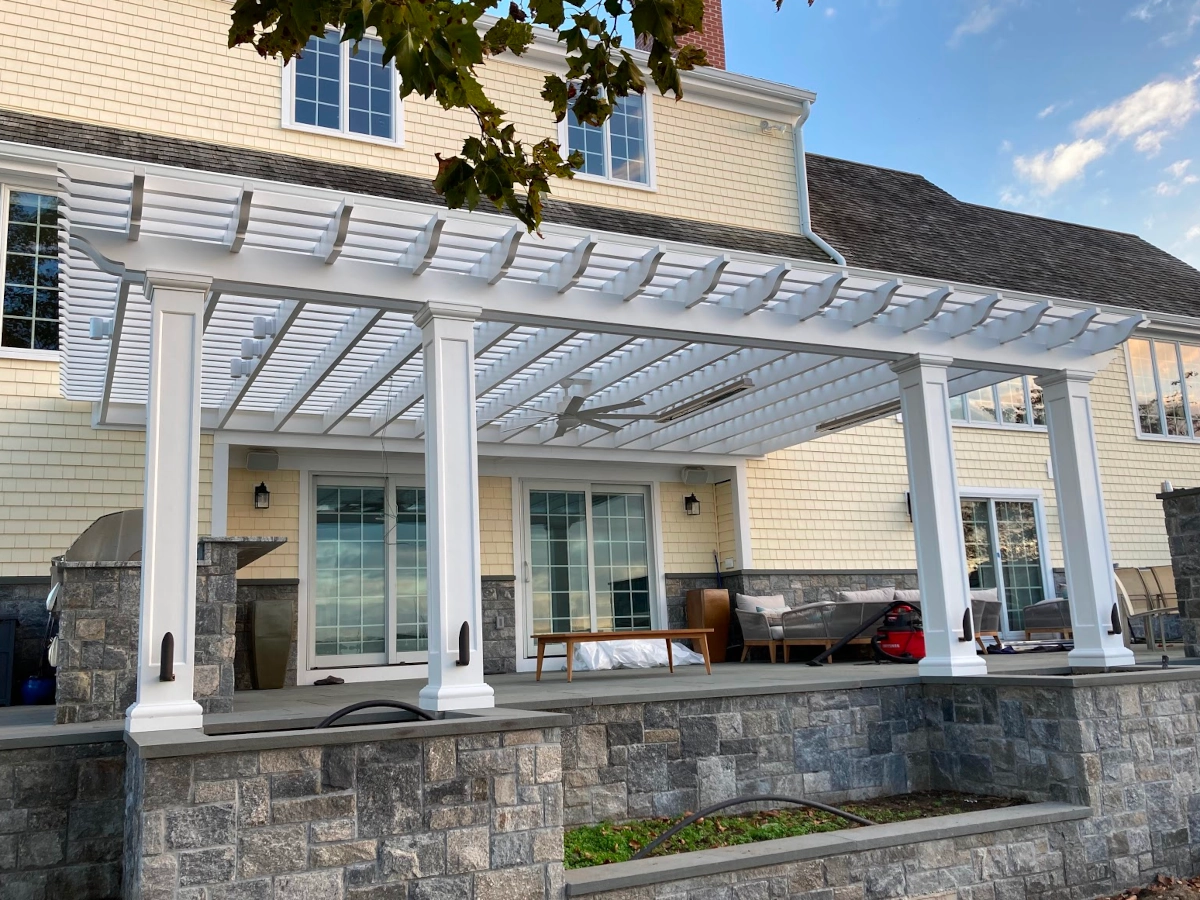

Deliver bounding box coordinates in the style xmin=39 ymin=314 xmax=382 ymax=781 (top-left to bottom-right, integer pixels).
xmin=1098 ymin=876 xmax=1200 ymax=900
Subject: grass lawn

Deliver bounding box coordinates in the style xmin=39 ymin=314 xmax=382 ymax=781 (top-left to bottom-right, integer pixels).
xmin=564 ymin=791 xmax=1021 ymax=869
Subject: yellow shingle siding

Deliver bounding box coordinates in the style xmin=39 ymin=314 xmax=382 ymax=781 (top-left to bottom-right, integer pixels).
xmin=0 ymin=357 xmax=211 ymax=575
xmin=660 ymin=481 xmax=719 ymax=573
xmin=0 ymin=0 xmax=800 ymax=235
xmin=225 ymin=466 xmax=300 ymax=579
xmin=480 ymin=476 xmax=514 ymax=577
xmin=715 ymin=479 xmax=736 ymax=569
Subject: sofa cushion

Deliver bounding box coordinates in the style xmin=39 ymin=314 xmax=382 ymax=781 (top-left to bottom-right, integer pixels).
xmin=836 ymin=588 xmax=895 ymax=605
xmin=893 ymin=589 xmax=921 ymax=606
xmin=735 ymin=593 xmax=787 ymax=613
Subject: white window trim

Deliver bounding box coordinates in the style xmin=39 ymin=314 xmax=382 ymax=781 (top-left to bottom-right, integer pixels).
xmin=0 ymin=183 xmax=61 ymax=361
xmin=280 ymin=31 xmax=405 ymax=148
xmin=958 ymin=486 xmax=1055 ymax=638
xmin=558 ymin=92 xmax=658 ymax=192
xmin=1124 ymin=338 xmax=1200 ymax=445
xmin=511 ymin=476 xmax=667 ymax=674
xmin=951 ymin=377 xmax=1046 ymax=433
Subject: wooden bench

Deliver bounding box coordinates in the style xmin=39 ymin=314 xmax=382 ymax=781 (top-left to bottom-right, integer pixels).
xmin=534 ymin=629 xmax=713 ymax=682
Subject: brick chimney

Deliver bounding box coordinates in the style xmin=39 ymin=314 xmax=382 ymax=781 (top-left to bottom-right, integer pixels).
xmin=636 ymin=0 xmax=726 ymax=70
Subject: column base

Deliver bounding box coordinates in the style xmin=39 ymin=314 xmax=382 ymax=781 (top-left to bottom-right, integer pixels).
xmin=125 ymin=699 xmax=205 ymax=733
xmin=1067 ymin=645 xmax=1136 ymax=670
xmin=419 ymin=681 xmax=496 ymax=712
xmin=918 ymin=653 xmax=989 ymax=678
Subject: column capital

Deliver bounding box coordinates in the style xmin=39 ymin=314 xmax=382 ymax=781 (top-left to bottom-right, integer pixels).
xmin=143 ymin=271 xmax=213 ymax=295
xmin=1035 ymin=369 xmax=1096 ymax=389
xmin=414 ymin=302 xmax=483 ymax=329
xmin=889 ymin=354 xmax=955 ymax=378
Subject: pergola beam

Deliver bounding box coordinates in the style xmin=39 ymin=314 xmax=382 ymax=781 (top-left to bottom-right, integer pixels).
xmin=778 ymin=270 xmax=848 ymax=321
xmin=216 ymin=300 xmax=303 ymax=428
xmin=732 ymin=264 xmax=789 ymax=316
xmin=224 ymin=187 xmax=253 ymax=253
xmin=539 ymin=237 xmax=597 ymax=293
xmin=663 ymin=255 xmax=730 ymax=308
xmin=316 ymin=200 xmax=354 ymax=265
xmin=609 ymin=246 xmax=665 ymax=301
xmin=271 ymin=308 xmax=386 ymax=430
xmin=321 ymin=324 xmax=423 ymax=432
xmin=398 ymin=214 xmax=444 ymax=275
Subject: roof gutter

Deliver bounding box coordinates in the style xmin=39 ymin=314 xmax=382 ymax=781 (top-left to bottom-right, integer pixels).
xmin=793 ymin=101 xmax=846 ymax=266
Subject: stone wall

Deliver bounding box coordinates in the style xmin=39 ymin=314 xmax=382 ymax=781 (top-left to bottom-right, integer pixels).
xmin=925 ymin=676 xmax=1200 ymax=887
xmin=1160 ymin=487 xmax=1200 ymax=656
xmin=122 ymin=722 xmax=565 ymax=900
xmin=0 ymin=737 xmax=126 ymax=899
xmin=234 ymin=581 xmax=299 ymax=691
xmin=482 ymin=577 xmax=517 ymax=676
xmin=193 ymin=541 xmax=239 ymax=716
xmin=557 ymin=684 xmax=927 ymax=826
xmin=0 ymin=577 xmax=51 ymax=700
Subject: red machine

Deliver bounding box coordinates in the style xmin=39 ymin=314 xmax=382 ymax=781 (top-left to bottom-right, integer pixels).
xmin=872 ymin=604 xmax=925 ymax=663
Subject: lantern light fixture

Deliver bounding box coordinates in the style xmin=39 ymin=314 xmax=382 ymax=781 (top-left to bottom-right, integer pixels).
xmin=254 ymin=482 xmax=271 ymax=510
xmin=684 ymin=493 xmax=701 ymax=517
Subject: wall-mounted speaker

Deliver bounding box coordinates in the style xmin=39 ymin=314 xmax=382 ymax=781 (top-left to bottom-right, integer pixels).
xmin=246 ymin=449 xmax=279 ymax=472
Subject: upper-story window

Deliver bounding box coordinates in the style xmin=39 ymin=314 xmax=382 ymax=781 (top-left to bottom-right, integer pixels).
xmin=950 ymin=376 xmax=1045 ymax=429
xmin=564 ymin=93 xmax=653 ymax=187
xmin=2 ymin=190 xmax=59 ymax=352
xmin=284 ymin=31 xmax=402 ymax=144
xmin=1128 ymin=337 xmax=1200 ymax=439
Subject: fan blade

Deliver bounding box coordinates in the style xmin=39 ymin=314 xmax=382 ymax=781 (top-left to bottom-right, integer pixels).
xmin=562 ymin=395 xmax=587 ymax=415
xmin=581 ymin=399 xmax=646 ymax=416
xmin=553 ymin=418 xmax=576 ymax=438
xmin=588 ymin=419 xmax=623 ymax=434
xmin=500 ymin=414 xmax=553 ymax=433
xmin=588 ymin=413 xmax=659 ymax=421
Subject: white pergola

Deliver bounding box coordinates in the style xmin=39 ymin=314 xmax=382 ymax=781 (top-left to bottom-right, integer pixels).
xmin=44 ymin=151 xmax=1143 ymax=731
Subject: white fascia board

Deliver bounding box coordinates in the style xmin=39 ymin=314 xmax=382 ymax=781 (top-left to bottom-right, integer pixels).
xmin=481 ymin=16 xmax=817 ymax=122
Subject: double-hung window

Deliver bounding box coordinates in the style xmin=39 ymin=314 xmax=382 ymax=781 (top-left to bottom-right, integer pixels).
xmin=2 ymin=189 xmax=59 ymax=352
xmin=1128 ymin=337 xmax=1200 ymax=439
xmin=563 ymin=93 xmax=653 ymax=187
xmin=949 ymin=376 xmax=1045 ymax=429
xmin=285 ymin=30 xmax=401 ymax=143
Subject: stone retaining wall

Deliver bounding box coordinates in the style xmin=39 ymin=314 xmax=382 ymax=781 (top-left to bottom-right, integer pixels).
xmin=482 ymin=577 xmax=518 ymax=676
xmin=122 ymin=721 xmax=566 ymax=900
xmin=1160 ymin=487 xmax=1200 ymax=657
xmin=557 ymin=684 xmax=927 ymax=826
xmin=0 ymin=737 xmax=126 ymax=899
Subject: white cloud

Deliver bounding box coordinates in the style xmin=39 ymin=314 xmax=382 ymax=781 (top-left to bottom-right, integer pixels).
xmin=824 ymin=6 xmax=837 ymax=16
xmin=1168 ymin=159 xmax=1194 ymax=178
xmin=999 ymin=139 xmax=1013 ymax=153
xmin=1076 ymin=71 xmax=1200 ymax=155
xmin=1038 ymin=103 xmax=1058 ymax=119
xmin=949 ymin=1 xmax=1018 ymax=47
xmin=1187 ymin=224 xmax=1200 ymax=241
xmin=1013 ymin=139 xmax=1107 ymax=193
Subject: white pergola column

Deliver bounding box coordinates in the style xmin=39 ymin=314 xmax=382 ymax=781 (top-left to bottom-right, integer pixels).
xmin=1038 ymin=370 xmax=1136 ymax=669
xmin=417 ymin=302 xmax=495 ymax=711
xmin=892 ymin=355 xmax=988 ymax=677
xmin=126 ymin=273 xmax=210 ymax=733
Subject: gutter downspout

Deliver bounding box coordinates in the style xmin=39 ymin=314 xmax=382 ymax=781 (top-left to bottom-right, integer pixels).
xmin=793 ymin=100 xmax=846 ymax=266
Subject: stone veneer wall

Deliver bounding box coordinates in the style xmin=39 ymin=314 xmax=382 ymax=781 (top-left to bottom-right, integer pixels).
xmin=234 ymin=581 xmax=299 ymax=690
xmin=1160 ymin=487 xmax=1200 ymax=656
xmin=122 ymin=723 xmax=565 ymax=900
xmin=925 ymin=677 xmax=1200 ymax=888
xmin=558 ymin=684 xmax=927 ymax=825
xmin=482 ymin=577 xmax=517 ymax=676
xmin=0 ymin=738 xmax=126 ymax=899
xmin=0 ymin=577 xmax=51 ymax=699
xmin=55 ymin=538 xmax=245 ymax=724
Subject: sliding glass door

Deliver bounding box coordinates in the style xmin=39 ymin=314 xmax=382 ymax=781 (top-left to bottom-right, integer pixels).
xmin=960 ymin=496 xmax=1048 ymax=635
xmin=524 ymin=483 xmax=655 ymax=653
xmin=312 ymin=477 xmax=427 ymax=668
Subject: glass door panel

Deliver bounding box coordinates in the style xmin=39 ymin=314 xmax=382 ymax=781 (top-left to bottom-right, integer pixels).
xmin=529 ymin=490 xmax=591 ymax=635
xmin=592 ymin=492 xmax=652 ymax=631
xmin=314 ymin=484 xmax=387 ymax=664
xmin=961 ymin=500 xmax=998 ymax=591
xmin=994 ymin=501 xmax=1046 ymax=632
xmin=394 ymin=487 xmax=428 ymax=654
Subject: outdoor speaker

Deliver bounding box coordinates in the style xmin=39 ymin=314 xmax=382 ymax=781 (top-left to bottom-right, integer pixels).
xmin=246 ymin=449 xmax=279 ymax=472
xmin=680 ymin=466 xmax=713 ymax=485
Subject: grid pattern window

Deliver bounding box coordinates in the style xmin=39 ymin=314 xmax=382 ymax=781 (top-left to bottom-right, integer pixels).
xmin=314 ymin=486 xmax=387 ymax=658
xmin=289 ymin=31 xmax=400 ymax=142
xmin=949 ymin=376 xmax=1044 ymax=429
xmin=2 ymin=191 xmax=59 ymax=350
xmin=529 ymin=491 xmax=591 ymax=635
xmin=1129 ymin=337 xmax=1200 ymax=439
xmin=565 ymin=93 xmax=651 ymax=186
xmin=394 ymin=487 xmax=427 ymax=653
xmin=592 ymin=492 xmax=652 ymax=632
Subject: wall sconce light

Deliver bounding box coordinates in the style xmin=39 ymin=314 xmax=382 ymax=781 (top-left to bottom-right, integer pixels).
xmin=684 ymin=493 xmax=701 ymax=517
xmin=254 ymin=482 xmax=271 ymax=510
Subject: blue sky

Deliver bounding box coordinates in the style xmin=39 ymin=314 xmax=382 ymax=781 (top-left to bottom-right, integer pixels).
xmin=724 ymin=0 xmax=1200 ymax=267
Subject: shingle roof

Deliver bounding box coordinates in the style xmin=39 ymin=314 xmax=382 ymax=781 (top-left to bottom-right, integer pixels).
xmin=0 ymin=109 xmax=829 ymax=263
xmin=805 ymin=153 xmax=1200 ymax=318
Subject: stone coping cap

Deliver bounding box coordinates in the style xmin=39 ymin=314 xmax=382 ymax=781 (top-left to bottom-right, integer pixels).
xmin=563 ymin=802 xmax=1091 ymax=896
xmin=0 ymin=720 xmax=125 ymax=752
xmin=126 ymin=706 xmax=569 ymax=758
xmin=1158 ymin=487 xmax=1200 ymax=500
xmin=923 ymin=665 xmax=1200 ymax=689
